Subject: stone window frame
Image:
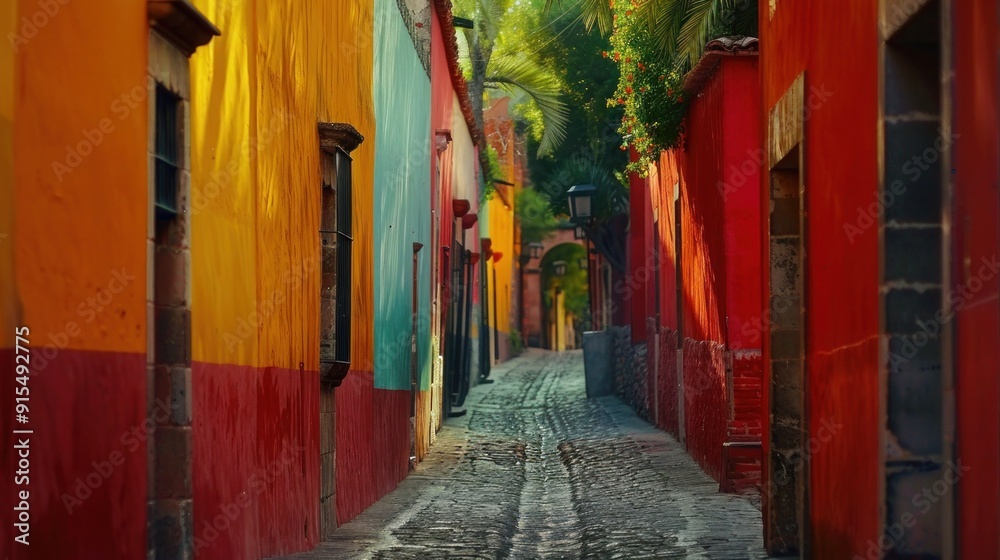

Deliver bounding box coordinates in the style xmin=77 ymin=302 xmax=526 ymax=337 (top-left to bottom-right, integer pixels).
xmin=318 ymin=123 xmax=364 ymax=388
xmin=878 ymin=0 xmax=953 ymax=556
xmin=765 ymin=71 xmax=808 ymax=557
xmin=146 ymin=2 xmax=217 ymax=558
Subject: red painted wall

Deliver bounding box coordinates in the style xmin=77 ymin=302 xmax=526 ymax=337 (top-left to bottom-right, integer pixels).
xmin=333 ymin=372 xmax=409 ymax=526
xmin=192 ymin=364 xmax=319 ymax=559
xmin=678 ymin=65 xmax=728 ymax=480
xmin=760 ymin=2 xmax=880 ymax=555
xmin=721 ymin=58 xmax=763 ymax=352
xmin=0 ymin=351 xmax=147 ymax=559
xmin=953 ymin=0 xmax=1000 ymax=554
xmin=649 ymin=152 xmax=681 ymax=437
xmin=638 ymin=57 xmax=763 ymax=481
xmin=628 ymin=147 xmax=653 ymax=342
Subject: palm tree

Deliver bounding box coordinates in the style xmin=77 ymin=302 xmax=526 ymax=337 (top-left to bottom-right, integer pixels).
xmin=454 ymin=0 xmax=570 ymax=185
xmin=549 ymin=0 xmax=758 ymax=67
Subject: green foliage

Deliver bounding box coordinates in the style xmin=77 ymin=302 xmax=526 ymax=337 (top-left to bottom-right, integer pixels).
xmin=516 ymin=187 xmax=559 ymax=243
xmin=533 ymin=154 xmax=629 ymax=219
xmin=486 ymin=53 xmax=570 ymax=156
xmin=527 ymin=0 xmax=628 ymax=216
xmin=569 ymin=0 xmax=759 ymax=65
xmin=454 ymin=0 xmax=570 ymax=157
xmin=541 ymin=242 xmax=590 ymax=321
xmin=608 ymin=1 xmax=688 ymax=173
xmin=481 ymin=144 xmax=503 ymax=202
xmin=509 ymin=328 xmax=525 ymax=356
xmin=561 ymin=0 xmax=758 ymax=173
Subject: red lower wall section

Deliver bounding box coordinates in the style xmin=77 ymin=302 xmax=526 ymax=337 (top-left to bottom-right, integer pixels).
xmin=0 ymin=348 xmax=147 ymax=560
xmin=334 ymin=370 xmax=409 ymax=526
xmin=729 ymin=351 xmax=762 ymax=443
xmin=807 ymin=344 xmax=879 ymax=558
xmin=682 ymin=339 xmax=727 ymax=482
xmin=192 ymin=362 xmax=319 ymax=560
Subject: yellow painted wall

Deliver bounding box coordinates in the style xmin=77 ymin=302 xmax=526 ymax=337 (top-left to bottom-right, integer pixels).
xmin=485 ymin=193 xmax=514 ymax=337
xmin=483 ymin=100 xmax=517 ymax=342
xmin=190 ymin=0 xmax=376 ymax=372
xmin=9 ymin=0 xmax=148 ymax=354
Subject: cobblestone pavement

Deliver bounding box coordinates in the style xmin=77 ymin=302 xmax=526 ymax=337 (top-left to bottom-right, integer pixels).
xmin=275 ymin=349 xmax=768 ymax=559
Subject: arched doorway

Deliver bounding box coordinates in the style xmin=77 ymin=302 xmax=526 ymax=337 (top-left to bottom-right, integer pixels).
xmin=537 ymin=242 xmax=588 ymax=351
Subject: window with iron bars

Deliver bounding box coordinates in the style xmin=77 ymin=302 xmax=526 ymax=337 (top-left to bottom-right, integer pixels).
xmin=320 ymin=149 xmax=353 ymax=376
xmin=154 ymin=84 xmax=181 ymax=218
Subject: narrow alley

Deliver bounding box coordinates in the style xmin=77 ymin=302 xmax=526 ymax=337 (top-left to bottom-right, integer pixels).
xmin=4 ymin=0 xmax=999 ymax=558
xmin=278 ymin=350 xmax=766 ymax=560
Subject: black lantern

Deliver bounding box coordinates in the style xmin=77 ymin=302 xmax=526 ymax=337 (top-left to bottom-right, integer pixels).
xmin=567 ymin=184 xmax=597 ymax=223
xmin=529 ymin=242 xmax=544 ymax=259
xmin=574 ymin=226 xmax=586 ymax=240
xmin=553 ymin=260 xmax=568 ymax=277
xmin=579 ymin=257 xmax=588 ymax=270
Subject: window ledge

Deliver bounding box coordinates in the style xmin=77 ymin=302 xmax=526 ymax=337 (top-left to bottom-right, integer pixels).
xmin=318 ymin=123 xmax=365 ymax=155
xmin=148 ymin=0 xmax=220 ymax=57
xmin=320 ymin=361 xmax=352 ymax=389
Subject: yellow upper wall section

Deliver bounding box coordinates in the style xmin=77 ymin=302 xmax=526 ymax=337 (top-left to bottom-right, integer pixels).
xmin=190 ymin=0 xmax=376 ymax=370
xmin=7 ymin=0 xmax=148 ymax=354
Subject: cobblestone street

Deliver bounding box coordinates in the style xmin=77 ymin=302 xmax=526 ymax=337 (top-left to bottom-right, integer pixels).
xmin=276 ymin=350 xmax=767 ymax=559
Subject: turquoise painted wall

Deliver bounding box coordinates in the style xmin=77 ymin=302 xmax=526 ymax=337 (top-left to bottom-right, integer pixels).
xmin=373 ymin=0 xmax=432 ymax=391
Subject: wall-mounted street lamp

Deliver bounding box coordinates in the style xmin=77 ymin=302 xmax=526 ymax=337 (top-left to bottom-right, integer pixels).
xmin=553 ymin=260 xmax=568 ymax=277
xmin=567 ymin=185 xmax=599 ymax=334
xmin=567 ymin=184 xmax=597 ymax=224
xmin=529 ymin=242 xmax=544 ymax=259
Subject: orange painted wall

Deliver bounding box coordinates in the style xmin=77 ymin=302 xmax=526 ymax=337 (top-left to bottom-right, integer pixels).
xmin=9 ymin=0 xmax=149 ymax=354
xmin=0 ymin=0 xmax=14 ymax=336
xmin=1 ymin=2 xmax=150 ymax=558
xmin=190 ymin=0 xmax=375 ymax=372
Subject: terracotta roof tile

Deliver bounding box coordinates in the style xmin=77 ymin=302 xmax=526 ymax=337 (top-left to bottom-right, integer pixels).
xmin=434 ymin=0 xmax=482 ymax=145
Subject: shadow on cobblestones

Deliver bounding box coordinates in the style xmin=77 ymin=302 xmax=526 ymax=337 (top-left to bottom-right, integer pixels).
xmin=273 ymin=349 xmax=769 ymax=560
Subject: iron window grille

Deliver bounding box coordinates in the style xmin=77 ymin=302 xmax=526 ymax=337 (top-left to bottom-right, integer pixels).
xmin=320 ymin=149 xmax=353 ymax=384
xmin=154 ymin=84 xmax=181 ymax=218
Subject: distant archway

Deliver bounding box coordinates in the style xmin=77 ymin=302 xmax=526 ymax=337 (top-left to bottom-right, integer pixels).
xmin=520 ymin=226 xmax=588 ymax=349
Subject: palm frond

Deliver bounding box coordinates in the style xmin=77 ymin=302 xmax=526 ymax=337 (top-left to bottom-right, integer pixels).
xmin=485 ymin=54 xmax=570 ymax=157
xmin=676 ymin=0 xmax=724 ymax=66
xmin=643 ymin=0 xmax=690 ymax=58
xmin=639 ymin=0 xmax=758 ymax=65
xmin=545 ymin=0 xmax=614 ymax=36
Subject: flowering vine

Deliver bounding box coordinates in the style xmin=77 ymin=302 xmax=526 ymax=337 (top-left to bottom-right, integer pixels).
xmin=606 ymin=0 xmax=687 ymax=174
